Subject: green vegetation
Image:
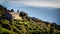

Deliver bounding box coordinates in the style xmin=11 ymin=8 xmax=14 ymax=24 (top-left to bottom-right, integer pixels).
xmin=10 ymin=9 xmax=14 ymax=12
xmin=19 ymin=11 xmax=28 ymax=19
xmin=0 ymin=19 xmax=60 ymax=34
xmin=0 ymin=4 xmax=60 ymax=34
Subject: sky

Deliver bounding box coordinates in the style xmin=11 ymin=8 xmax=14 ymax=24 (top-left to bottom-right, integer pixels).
xmin=0 ymin=0 xmax=60 ymax=25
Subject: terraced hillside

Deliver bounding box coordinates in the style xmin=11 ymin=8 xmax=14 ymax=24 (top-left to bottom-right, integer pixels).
xmin=0 ymin=5 xmax=60 ymax=34
xmin=0 ymin=19 xmax=60 ymax=34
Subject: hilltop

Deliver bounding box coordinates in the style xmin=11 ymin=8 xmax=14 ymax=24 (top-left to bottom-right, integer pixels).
xmin=0 ymin=5 xmax=60 ymax=34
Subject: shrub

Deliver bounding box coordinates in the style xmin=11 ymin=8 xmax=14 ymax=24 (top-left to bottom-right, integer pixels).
xmin=2 ymin=32 xmax=10 ymax=34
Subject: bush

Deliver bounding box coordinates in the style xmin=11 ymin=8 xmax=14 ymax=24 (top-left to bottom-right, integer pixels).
xmin=19 ymin=11 xmax=28 ymax=19
xmin=2 ymin=32 xmax=10 ymax=34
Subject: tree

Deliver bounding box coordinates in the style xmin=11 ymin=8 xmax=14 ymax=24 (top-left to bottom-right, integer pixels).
xmin=30 ymin=17 xmax=39 ymax=22
xmin=19 ymin=11 xmax=28 ymax=19
xmin=10 ymin=9 xmax=14 ymax=12
xmin=2 ymin=13 xmax=12 ymax=20
xmin=25 ymin=16 xmax=31 ymax=21
xmin=0 ymin=5 xmax=4 ymax=9
xmin=0 ymin=5 xmax=9 ymax=15
xmin=17 ymin=10 xmax=19 ymax=13
xmin=52 ymin=22 xmax=57 ymax=27
xmin=4 ymin=7 xmax=8 ymax=13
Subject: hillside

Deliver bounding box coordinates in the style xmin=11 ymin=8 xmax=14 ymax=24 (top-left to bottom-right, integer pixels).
xmin=0 ymin=5 xmax=60 ymax=34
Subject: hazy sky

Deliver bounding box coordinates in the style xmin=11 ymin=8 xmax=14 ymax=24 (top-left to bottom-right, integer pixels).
xmin=0 ymin=0 xmax=60 ymax=25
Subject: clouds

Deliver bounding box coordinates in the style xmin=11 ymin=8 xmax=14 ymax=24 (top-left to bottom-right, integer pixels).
xmin=23 ymin=1 xmax=60 ymax=8
xmin=23 ymin=0 xmax=60 ymax=8
xmin=0 ymin=0 xmax=5 ymax=4
xmin=0 ymin=0 xmax=60 ymax=8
